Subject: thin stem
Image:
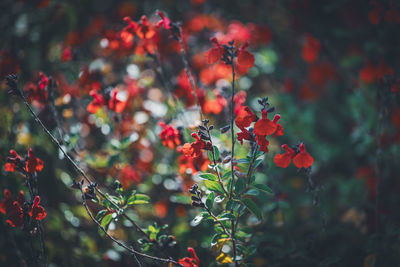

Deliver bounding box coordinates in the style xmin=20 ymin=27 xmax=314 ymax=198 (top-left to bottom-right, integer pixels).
xmin=206 ymin=127 xmax=228 ymax=196
xmin=80 ymin=187 xmax=181 ymax=266
xmin=9 ymin=78 xmax=153 ymax=242
xmin=178 ymin=26 xmax=199 ymax=110
xmin=203 ymin=206 xmax=232 ymax=239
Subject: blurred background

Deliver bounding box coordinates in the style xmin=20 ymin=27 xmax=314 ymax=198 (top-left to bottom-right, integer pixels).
xmin=0 ymin=0 xmax=400 ymax=266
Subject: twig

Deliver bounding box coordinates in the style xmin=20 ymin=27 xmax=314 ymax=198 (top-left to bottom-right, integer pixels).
xmin=79 ymin=186 xmax=181 ymax=266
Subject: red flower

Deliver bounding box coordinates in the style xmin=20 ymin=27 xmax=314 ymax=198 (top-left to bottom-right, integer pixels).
xmin=4 ymin=150 xmax=22 ymax=172
xmin=237 ymin=128 xmax=251 ymax=144
xmin=29 ymin=196 xmax=47 ymax=221
xmin=87 ymin=90 xmax=106 ymax=114
xmin=235 ymin=106 xmax=257 ymax=128
xmin=108 ymin=89 xmax=127 ymax=113
xmin=136 ymin=15 xmax=156 ymax=40
xmin=253 ymin=110 xmax=278 ymax=136
xmin=38 ymin=72 xmax=49 ymax=90
xmin=274 ymin=143 xmax=314 ymax=168
xmin=293 ymin=143 xmax=314 ymax=168
xmin=255 ymin=134 xmax=269 ymax=153
xmin=0 ymin=189 xmax=25 ymax=228
xmin=158 ymin=122 xmax=181 ymax=149
xmin=61 ymin=46 xmax=72 ymax=62
xmin=119 ymin=165 xmax=142 ymax=188
xmin=182 ymin=133 xmax=206 ymax=158
xmin=237 ymin=41 xmax=255 ymax=71
xmin=274 ymin=144 xmax=296 ymax=168
xmin=205 ymin=37 xmax=225 ymax=64
xmin=302 ymin=34 xmax=321 ymax=63
xmin=156 ymin=11 xmax=171 ymax=30
xmin=178 ymin=247 xmax=200 ymax=267
xmin=26 ymin=148 xmax=44 ymax=174
xmin=121 ymin=16 xmax=138 ymax=44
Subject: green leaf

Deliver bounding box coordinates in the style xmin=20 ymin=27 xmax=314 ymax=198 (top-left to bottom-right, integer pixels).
xmin=199 ymin=173 xmax=218 ymax=181
xmin=208 ymin=145 xmax=220 ymax=162
xmin=204 ymin=180 xmax=225 ymax=194
xmin=235 ymin=178 xmax=246 ymax=194
xmin=219 ymin=212 xmax=236 ymax=221
xmin=96 ymin=210 xmax=107 ymax=221
xmin=252 ymin=184 xmax=273 ymax=194
xmin=206 ymin=192 xmax=215 ymax=210
xmin=101 ymin=213 xmax=113 ymax=230
xmin=253 ymin=158 xmax=263 ymax=169
xmin=222 ymin=171 xmax=232 ymax=180
xmin=126 ymin=193 xmax=150 ymax=205
xmin=237 ymin=158 xmax=249 ymax=164
xmin=241 ymin=198 xmax=262 ymax=220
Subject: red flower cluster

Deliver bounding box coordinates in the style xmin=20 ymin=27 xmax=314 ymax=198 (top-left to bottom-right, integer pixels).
xmin=4 ymin=148 xmax=44 ymax=174
xmin=24 ymin=72 xmax=50 ymax=106
xmin=359 ymin=60 xmax=393 ymax=83
xmin=182 ymin=133 xmax=211 ymax=158
xmin=235 ymin=107 xmax=283 ymax=153
xmin=178 ymin=247 xmax=200 ymax=267
xmin=0 ymin=190 xmax=47 ymax=227
xmin=274 ymin=143 xmax=314 ymax=168
xmin=205 ymin=38 xmax=255 ymax=74
xmin=87 ymin=88 xmax=127 ymax=114
xmin=158 ymin=121 xmax=181 ymax=149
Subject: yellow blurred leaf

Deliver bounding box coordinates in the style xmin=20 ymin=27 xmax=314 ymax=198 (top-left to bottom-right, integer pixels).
xmin=216 ymin=252 xmax=233 ymax=264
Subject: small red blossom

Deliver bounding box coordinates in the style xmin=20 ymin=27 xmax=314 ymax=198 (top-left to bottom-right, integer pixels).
xmin=274 ymin=144 xmax=296 ymax=168
xmin=253 ymin=110 xmax=278 ymax=136
xmin=156 ymin=11 xmax=171 ymax=30
xmin=0 ymin=189 xmax=25 ymax=228
xmin=255 ymin=134 xmax=269 ymax=153
xmin=29 ymin=196 xmax=47 ymax=221
xmin=235 ymin=106 xmax=257 ymax=129
xmin=205 ymin=37 xmax=225 ymax=64
xmin=108 ymin=89 xmax=127 ymax=113
xmin=38 ymin=72 xmax=49 ymax=90
xmin=61 ymin=46 xmax=72 ymax=62
xmin=87 ymin=90 xmax=106 ymax=114
xmin=293 ymin=143 xmax=314 ymax=168
xmin=4 ymin=150 xmax=22 ymax=172
xmin=302 ymin=34 xmax=321 ymax=63
xmin=158 ymin=121 xmax=181 ymax=149
xmin=237 ymin=41 xmax=255 ymax=71
xmin=136 ymin=15 xmax=156 ymax=40
xmin=26 ymin=148 xmax=44 ymax=174
xmin=233 ymin=90 xmax=247 ymax=115
xmin=119 ymin=165 xmax=142 ymax=188
xmin=178 ymin=247 xmax=200 ymax=267
xmin=237 ymin=128 xmax=251 ymax=144
xmin=182 ymin=133 xmax=207 ymax=158
xmin=274 ymin=143 xmax=313 ymax=168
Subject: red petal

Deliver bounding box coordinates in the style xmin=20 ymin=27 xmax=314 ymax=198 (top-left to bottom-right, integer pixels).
xmin=4 ymin=163 xmax=15 ymax=172
xmin=237 ymin=50 xmax=255 ymax=69
xmin=206 ymin=47 xmax=224 ymax=64
xmin=293 ymin=152 xmax=314 ymax=168
xmin=253 ymin=118 xmax=277 ymax=136
xmin=274 ymin=153 xmax=292 ymax=168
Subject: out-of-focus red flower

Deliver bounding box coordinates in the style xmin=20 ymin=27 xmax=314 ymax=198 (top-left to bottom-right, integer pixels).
xmin=235 ymin=106 xmax=257 ymax=129
xmin=154 ymin=201 xmax=168 ymax=218
xmin=108 ymin=89 xmax=127 ymax=113
xmin=233 ymin=90 xmax=247 ymax=115
xmin=4 ymin=150 xmax=22 ymax=172
xmin=178 ymin=247 xmax=200 ymax=267
xmin=308 ymin=61 xmax=335 ymax=88
xmin=61 ymin=46 xmax=72 ymax=62
xmin=177 ymin=153 xmax=209 ymax=174
xmin=293 ymin=143 xmax=314 ymax=168
xmin=29 ymin=196 xmax=47 ymax=221
xmin=182 ymin=133 xmax=208 ymax=158
xmin=237 ymin=41 xmax=255 ymax=72
xmin=158 ymin=121 xmax=181 ymax=149
xmin=384 ymin=5 xmax=400 ymax=24
xmin=302 ymin=34 xmax=321 ymax=63
xmin=156 ymin=11 xmax=171 ymax=29
xmin=253 ymin=110 xmax=279 ymax=136
xmin=26 ymin=148 xmax=44 ymax=174
xmin=119 ymin=165 xmax=142 ymax=188
xmin=0 ymin=189 xmax=25 ymax=228
xmin=205 ymin=37 xmax=225 ymax=64
xmin=136 ymin=15 xmax=156 ymax=39
xmin=360 ymin=60 xmax=393 ymax=83
xmin=202 ymin=90 xmax=227 ymax=114
xmin=87 ymin=90 xmax=106 ymax=114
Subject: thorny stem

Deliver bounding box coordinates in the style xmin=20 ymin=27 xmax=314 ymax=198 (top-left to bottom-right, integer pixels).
xmin=79 ymin=187 xmax=182 ymax=266
xmin=7 ymin=77 xmax=159 ymax=245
